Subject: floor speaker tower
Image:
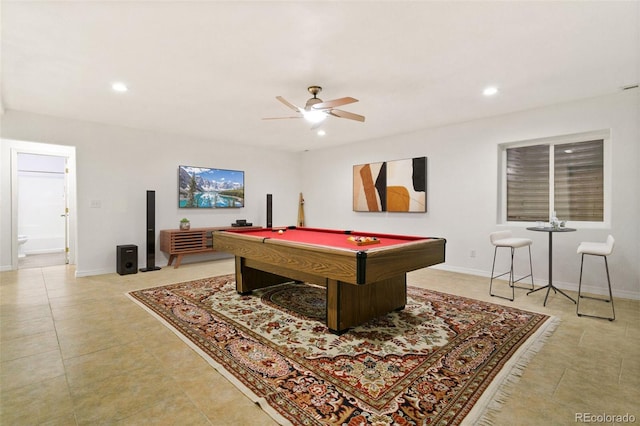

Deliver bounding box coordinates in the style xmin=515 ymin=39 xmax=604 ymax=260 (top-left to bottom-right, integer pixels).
xmin=140 ymin=190 xmax=161 ymax=272
xmin=116 ymin=245 xmax=138 ymax=275
xmin=266 ymin=194 xmax=272 ymax=228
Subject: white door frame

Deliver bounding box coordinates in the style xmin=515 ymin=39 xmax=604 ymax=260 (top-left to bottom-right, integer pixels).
xmin=9 ymin=141 xmax=77 ymax=270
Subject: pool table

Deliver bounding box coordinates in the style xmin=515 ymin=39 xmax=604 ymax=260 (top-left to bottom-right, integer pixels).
xmin=213 ymin=226 xmax=446 ymax=333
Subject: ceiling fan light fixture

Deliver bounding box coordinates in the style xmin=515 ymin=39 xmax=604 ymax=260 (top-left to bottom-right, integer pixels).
xmin=264 ymin=86 xmax=364 ymax=125
xmin=303 ymin=109 xmax=327 ymax=123
xmin=111 ymin=82 xmax=128 ymax=93
xmin=483 ymin=86 xmax=498 ymax=96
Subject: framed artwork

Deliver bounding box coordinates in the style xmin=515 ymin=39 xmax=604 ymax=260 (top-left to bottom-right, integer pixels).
xmin=353 ymin=157 xmax=426 ymax=212
xmin=178 ymin=165 xmax=244 ymax=208
xmin=353 ymin=162 xmax=386 ymax=212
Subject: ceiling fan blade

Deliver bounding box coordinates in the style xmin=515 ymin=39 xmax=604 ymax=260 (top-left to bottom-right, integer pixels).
xmin=276 ymin=96 xmax=302 ymax=112
xmin=329 ymin=109 xmax=365 ymax=122
xmin=312 ymin=96 xmax=358 ymax=110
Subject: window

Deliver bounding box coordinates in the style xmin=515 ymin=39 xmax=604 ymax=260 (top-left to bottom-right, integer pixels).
xmin=502 ymin=133 xmax=606 ymax=223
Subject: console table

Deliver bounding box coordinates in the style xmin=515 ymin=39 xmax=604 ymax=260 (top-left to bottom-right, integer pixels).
xmin=159 ymin=226 xmax=258 ymax=268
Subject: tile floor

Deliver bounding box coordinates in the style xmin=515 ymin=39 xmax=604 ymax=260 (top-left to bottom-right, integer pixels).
xmin=1 ymin=259 xmax=638 ymax=425
xmin=18 ymin=252 xmax=67 ymax=270
xmin=18 ymin=252 xmax=66 ymax=269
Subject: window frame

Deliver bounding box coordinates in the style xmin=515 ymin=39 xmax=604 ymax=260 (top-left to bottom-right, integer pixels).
xmin=498 ymin=130 xmax=611 ymax=229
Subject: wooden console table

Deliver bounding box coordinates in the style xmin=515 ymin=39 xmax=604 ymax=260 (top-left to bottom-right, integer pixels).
xmin=159 ymin=226 xmax=258 ymax=268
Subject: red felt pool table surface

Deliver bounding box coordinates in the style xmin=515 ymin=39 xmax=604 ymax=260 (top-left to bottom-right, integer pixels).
xmin=224 ymin=226 xmax=432 ymax=250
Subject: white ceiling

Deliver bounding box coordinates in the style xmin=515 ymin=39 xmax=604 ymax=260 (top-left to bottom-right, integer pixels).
xmin=1 ymin=1 xmax=638 ymax=152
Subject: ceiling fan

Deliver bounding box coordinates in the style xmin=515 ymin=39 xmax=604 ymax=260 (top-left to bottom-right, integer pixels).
xmin=263 ymin=86 xmax=365 ymax=129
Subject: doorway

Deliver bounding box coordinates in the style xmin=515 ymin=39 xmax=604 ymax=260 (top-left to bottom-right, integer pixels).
xmin=17 ymin=153 xmax=68 ymax=268
xmin=8 ymin=141 xmax=77 ymax=270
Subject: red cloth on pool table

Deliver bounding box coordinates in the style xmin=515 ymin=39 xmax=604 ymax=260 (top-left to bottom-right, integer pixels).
xmin=226 ymin=227 xmax=430 ymax=250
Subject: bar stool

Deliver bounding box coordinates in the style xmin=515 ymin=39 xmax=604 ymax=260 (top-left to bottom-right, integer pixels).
xmin=489 ymin=230 xmax=534 ymax=301
xmin=576 ymin=235 xmax=615 ymax=321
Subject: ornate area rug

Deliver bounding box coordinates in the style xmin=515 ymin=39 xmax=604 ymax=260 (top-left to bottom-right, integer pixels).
xmin=128 ymin=275 xmax=557 ymax=425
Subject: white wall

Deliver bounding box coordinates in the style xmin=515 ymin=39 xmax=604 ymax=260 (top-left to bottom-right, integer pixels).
xmin=1 ymin=111 xmax=301 ymax=276
xmin=300 ymin=90 xmax=640 ymax=299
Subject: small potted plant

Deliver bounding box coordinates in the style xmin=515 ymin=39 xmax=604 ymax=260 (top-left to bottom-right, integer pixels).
xmin=180 ymin=218 xmax=190 ymax=230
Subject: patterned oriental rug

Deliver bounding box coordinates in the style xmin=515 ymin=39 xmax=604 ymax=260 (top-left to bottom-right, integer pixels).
xmin=128 ymin=275 xmax=557 ymax=426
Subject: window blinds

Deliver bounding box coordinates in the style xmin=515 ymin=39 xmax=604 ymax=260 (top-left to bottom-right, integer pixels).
xmin=506 ymin=140 xmax=604 ymax=222
xmin=554 ymin=140 xmax=604 ymax=221
xmin=506 ymin=144 xmax=549 ymax=221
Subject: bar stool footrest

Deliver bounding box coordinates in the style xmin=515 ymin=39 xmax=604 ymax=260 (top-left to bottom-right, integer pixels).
xmin=579 ymin=295 xmax=612 ymax=303
xmin=577 ymin=312 xmax=615 ymax=321
xmin=489 ymin=293 xmax=514 ymax=302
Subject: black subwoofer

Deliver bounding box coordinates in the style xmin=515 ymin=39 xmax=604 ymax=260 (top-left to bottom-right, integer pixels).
xmin=117 ymin=244 xmax=138 ymax=275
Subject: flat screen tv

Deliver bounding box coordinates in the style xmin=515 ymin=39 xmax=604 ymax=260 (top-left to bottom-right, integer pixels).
xmin=178 ymin=165 xmax=244 ymax=208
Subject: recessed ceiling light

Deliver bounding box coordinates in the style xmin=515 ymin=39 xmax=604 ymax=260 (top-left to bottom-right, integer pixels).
xmin=483 ymin=86 xmax=498 ymax=96
xmin=317 ymin=130 xmax=326 ymax=136
xmin=111 ymin=82 xmax=128 ymax=93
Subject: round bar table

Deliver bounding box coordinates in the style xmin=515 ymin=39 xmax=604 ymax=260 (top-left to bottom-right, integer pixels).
xmin=526 ymin=226 xmax=577 ymax=306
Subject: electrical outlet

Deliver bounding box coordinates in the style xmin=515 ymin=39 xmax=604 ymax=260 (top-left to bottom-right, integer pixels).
xmin=470 ymin=249 xmax=476 ymax=258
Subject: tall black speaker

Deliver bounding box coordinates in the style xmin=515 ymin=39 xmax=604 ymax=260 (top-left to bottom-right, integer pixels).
xmin=266 ymin=193 xmax=273 ymax=228
xmin=117 ymin=245 xmax=138 ymax=275
xmin=140 ymin=190 xmax=161 ymax=272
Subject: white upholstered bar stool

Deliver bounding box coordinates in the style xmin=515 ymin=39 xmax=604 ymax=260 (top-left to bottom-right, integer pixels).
xmin=489 ymin=230 xmax=534 ymax=301
xmin=576 ymin=235 xmax=615 ymax=321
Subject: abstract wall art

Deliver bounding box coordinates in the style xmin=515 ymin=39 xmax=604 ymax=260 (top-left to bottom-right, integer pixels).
xmin=353 ymin=157 xmax=426 ymax=213
xmin=353 ymin=162 xmax=386 ymax=212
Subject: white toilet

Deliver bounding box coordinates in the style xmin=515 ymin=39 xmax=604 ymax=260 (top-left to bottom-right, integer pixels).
xmin=18 ymin=235 xmax=28 ymax=258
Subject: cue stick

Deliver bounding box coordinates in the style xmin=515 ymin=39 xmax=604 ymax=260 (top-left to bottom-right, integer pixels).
xmin=297 ymin=192 xmax=305 ymax=227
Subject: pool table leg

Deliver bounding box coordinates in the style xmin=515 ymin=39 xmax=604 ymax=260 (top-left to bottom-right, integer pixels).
xmin=326 ymin=275 xmax=407 ymax=334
